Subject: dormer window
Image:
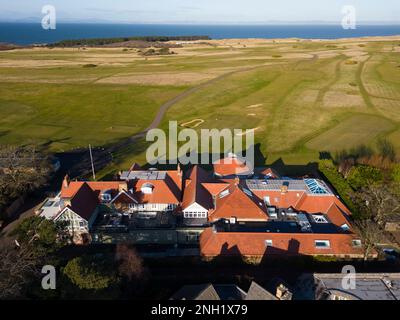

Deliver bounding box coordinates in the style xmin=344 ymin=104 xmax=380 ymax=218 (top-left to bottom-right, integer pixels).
xmin=100 ymin=191 xmax=112 ymax=202
xmin=312 ymin=215 xmax=328 ymax=224
xmin=341 ymin=223 xmax=350 ymax=231
xmin=141 ymin=183 xmax=154 ymax=194
xmin=219 ymin=189 xmax=230 ymax=198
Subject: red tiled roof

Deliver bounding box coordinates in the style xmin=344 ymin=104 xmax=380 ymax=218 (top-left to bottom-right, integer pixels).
xmin=201 ymin=183 xmax=230 ymax=197
xmin=252 ymin=190 xmax=307 ymax=209
xmin=209 ymin=184 xmax=268 ymax=222
xmin=213 ymin=155 xmax=253 ymax=177
xmin=200 ymin=228 xmax=364 ymax=257
xmin=258 ymin=167 xmax=280 ymax=179
xmin=130 ymin=179 xmax=181 ymax=204
xmin=61 ymin=181 xmax=121 ymax=199
xmin=182 ymin=166 xmax=213 ymax=210
xmin=66 ymin=182 xmax=98 ymax=221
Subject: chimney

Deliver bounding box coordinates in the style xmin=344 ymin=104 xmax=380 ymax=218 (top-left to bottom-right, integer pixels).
xmin=281 ymin=182 xmax=289 ymax=194
xmin=118 ymin=181 xmax=128 ymax=192
xmin=212 ymin=195 xmax=217 ymax=209
xmin=177 ymin=163 xmax=182 ymax=176
xmin=234 ymin=176 xmax=240 ymax=186
xmin=276 ymin=284 xmax=293 ymax=300
xmin=63 ymin=175 xmax=70 ymax=188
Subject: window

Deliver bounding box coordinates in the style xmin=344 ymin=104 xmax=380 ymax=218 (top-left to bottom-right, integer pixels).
xmin=243 ymin=188 xmax=253 ymax=197
xmin=265 ymin=240 xmax=273 ymax=247
xmin=315 ymin=240 xmax=330 ymax=249
xmin=341 ymin=224 xmax=350 ymax=231
xmin=352 ymin=239 xmax=362 ymax=247
xmin=313 ymin=215 xmax=328 ymax=224
xmin=219 ymin=189 xmax=230 ymax=198
xmin=101 ymin=193 xmax=112 ymax=201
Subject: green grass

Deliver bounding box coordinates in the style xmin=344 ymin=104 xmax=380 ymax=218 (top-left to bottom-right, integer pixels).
xmin=0 ymin=82 xmax=187 ymax=151
xmin=305 ymin=114 xmax=396 ymax=152
xmin=1 ymin=41 xmax=400 ymax=172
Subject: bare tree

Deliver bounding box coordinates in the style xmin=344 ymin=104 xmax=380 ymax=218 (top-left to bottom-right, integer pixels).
xmin=354 ymin=220 xmax=383 ymax=261
xmin=115 ymin=244 xmax=145 ymax=281
xmin=0 ymin=145 xmax=50 ymax=208
xmin=352 ymin=184 xmax=400 ymax=226
xmin=0 ymin=244 xmax=40 ymax=299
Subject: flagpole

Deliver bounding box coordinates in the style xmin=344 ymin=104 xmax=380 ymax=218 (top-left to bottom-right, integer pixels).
xmin=89 ymin=144 xmax=96 ymax=180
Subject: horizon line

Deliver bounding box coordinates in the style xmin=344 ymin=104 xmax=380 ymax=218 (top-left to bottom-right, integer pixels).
xmin=1 ymin=20 xmax=400 ymax=26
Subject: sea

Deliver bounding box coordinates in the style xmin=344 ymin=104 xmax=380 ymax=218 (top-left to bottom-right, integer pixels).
xmin=1 ymin=23 xmax=400 ymax=45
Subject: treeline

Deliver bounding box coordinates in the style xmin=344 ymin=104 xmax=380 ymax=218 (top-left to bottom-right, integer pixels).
xmin=0 ymin=146 xmax=51 ymax=224
xmin=319 ymin=139 xmax=400 ymax=218
xmin=319 ymin=139 xmax=400 ymax=259
xmin=49 ymin=35 xmax=211 ymax=47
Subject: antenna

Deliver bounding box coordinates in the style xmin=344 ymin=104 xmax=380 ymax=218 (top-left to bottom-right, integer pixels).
xmin=89 ymin=144 xmax=96 ymax=180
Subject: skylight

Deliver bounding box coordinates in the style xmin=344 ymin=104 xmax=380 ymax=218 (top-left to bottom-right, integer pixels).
xmin=304 ymin=179 xmax=329 ymax=194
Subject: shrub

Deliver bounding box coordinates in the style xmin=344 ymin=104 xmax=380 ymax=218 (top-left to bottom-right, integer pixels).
xmin=318 ymin=160 xmax=356 ymax=213
xmin=392 ymin=164 xmax=400 ymax=183
xmin=347 ymin=165 xmax=383 ymax=190
xmin=63 ymin=255 xmax=117 ymax=290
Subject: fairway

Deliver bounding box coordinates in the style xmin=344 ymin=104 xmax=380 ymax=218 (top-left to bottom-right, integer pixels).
xmin=305 ymin=114 xmax=396 ymax=152
xmin=1 ymin=37 xmax=400 ymax=173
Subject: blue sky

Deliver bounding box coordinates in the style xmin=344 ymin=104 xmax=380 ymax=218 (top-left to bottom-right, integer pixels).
xmin=1 ymin=0 xmax=399 ymax=24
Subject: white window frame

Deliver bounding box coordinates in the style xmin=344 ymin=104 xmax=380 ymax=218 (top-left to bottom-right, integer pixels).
xmin=341 ymin=223 xmax=350 ymax=231
xmin=315 ymin=240 xmax=330 ymax=249
xmin=352 ymin=239 xmax=362 ymax=247
xmin=265 ymin=240 xmax=273 ymax=247
xmin=101 ymin=193 xmax=112 ymax=201
xmin=313 ymin=215 xmax=328 ymax=224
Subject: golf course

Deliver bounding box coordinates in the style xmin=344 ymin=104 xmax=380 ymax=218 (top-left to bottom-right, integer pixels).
xmin=1 ymin=37 xmax=400 ymax=176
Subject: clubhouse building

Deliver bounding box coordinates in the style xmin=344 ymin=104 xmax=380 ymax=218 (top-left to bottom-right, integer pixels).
xmin=36 ymin=154 xmax=366 ymax=259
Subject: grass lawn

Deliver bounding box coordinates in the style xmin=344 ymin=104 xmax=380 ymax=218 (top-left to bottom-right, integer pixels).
xmin=1 ymin=39 xmax=400 ymax=175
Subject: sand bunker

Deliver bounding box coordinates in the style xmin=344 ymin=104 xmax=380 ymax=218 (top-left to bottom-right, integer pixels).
xmin=235 ymin=127 xmax=260 ymax=136
xmin=245 ymin=104 xmax=263 ymax=109
xmin=181 ymin=119 xmax=205 ymax=128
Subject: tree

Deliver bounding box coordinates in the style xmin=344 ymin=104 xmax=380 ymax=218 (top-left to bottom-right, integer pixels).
xmin=354 ymin=220 xmax=383 ymax=261
xmin=0 ymin=146 xmax=51 ymax=208
xmin=63 ymin=255 xmax=117 ymax=290
xmin=0 ymin=216 xmax=66 ymax=298
xmin=115 ymin=244 xmax=145 ymax=281
xmin=347 ymin=165 xmax=383 ymax=190
xmin=11 ymin=216 xmax=65 ymax=258
xmin=352 ymin=184 xmax=400 ymax=225
xmin=0 ymin=244 xmax=40 ymax=299
xmin=115 ymin=244 xmax=148 ymax=296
